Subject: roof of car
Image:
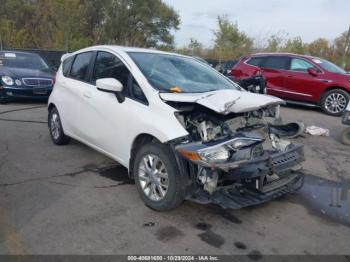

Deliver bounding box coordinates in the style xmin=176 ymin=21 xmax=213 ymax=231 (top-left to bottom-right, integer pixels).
xmin=75 ymin=45 xmax=186 ymax=57
xmin=0 ymin=50 xmax=40 ymax=56
xmin=250 ymin=52 xmax=314 ymax=59
xmin=62 ymin=45 xmax=192 ymax=62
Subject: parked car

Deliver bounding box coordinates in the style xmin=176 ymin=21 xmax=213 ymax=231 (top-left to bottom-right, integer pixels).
xmin=231 ymin=53 xmax=350 ymax=116
xmin=0 ymin=51 xmax=55 ymax=103
xmin=221 ymin=60 xmax=238 ymax=76
xmin=48 ymin=46 xmax=305 ymax=211
xmin=341 ymin=102 xmax=350 ymax=145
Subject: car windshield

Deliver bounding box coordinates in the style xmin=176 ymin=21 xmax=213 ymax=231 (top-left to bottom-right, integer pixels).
xmin=312 ymin=58 xmax=346 ymax=74
xmin=128 ymin=52 xmax=238 ymax=93
xmin=0 ymin=52 xmax=49 ymax=70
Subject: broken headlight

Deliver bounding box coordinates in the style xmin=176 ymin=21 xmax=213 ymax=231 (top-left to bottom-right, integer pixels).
xmin=228 ymin=137 xmax=263 ymax=150
xmin=177 ymin=136 xmax=264 ymax=165
xmin=198 ymin=147 xmax=230 ymax=163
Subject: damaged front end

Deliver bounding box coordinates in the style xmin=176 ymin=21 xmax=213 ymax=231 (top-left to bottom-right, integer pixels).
xmin=165 ymin=91 xmax=305 ymax=209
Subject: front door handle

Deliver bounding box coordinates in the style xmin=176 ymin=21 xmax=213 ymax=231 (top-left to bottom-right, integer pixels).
xmin=287 ymin=75 xmax=293 ymax=78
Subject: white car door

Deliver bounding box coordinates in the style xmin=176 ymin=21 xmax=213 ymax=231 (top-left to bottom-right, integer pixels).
xmin=61 ymin=51 xmax=95 ymax=138
xmin=76 ymin=51 xmax=149 ymax=166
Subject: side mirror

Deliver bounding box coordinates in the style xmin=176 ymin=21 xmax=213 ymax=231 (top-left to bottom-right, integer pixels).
xmin=96 ymin=78 xmax=125 ymax=103
xmin=307 ymin=67 xmax=318 ymax=76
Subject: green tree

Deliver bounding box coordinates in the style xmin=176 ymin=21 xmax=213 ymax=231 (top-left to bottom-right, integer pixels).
xmin=306 ymin=38 xmax=331 ymax=58
xmin=282 ymin=36 xmax=305 ymax=54
xmin=188 ymin=38 xmax=204 ymax=56
xmin=0 ymin=0 xmax=180 ymax=50
xmin=265 ymin=32 xmax=288 ymax=52
xmin=331 ymin=31 xmax=350 ymax=70
xmin=101 ymin=0 xmax=180 ymax=48
xmin=212 ymin=15 xmax=253 ymax=60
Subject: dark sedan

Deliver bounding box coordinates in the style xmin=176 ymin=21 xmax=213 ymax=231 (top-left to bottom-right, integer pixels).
xmin=0 ymin=51 xmax=54 ymax=103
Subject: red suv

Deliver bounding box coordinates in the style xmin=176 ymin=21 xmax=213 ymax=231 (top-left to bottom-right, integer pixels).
xmin=231 ymin=53 xmax=350 ymax=116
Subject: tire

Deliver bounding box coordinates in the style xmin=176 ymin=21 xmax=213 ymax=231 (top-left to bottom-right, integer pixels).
xmin=341 ymin=127 xmax=350 ymax=146
xmin=321 ymin=89 xmax=349 ymax=116
xmin=133 ymin=143 xmax=186 ymax=211
xmin=48 ymin=107 xmax=71 ymax=145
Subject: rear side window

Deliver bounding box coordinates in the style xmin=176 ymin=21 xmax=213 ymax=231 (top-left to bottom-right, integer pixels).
xmin=262 ymin=56 xmax=289 ymax=70
xmin=246 ymin=57 xmax=265 ymax=67
xmin=91 ymin=51 xmax=129 ymax=88
xmin=62 ymin=56 xmax=74 ymax=77
xmin=70 ymin=52 xmax=93 ymax=81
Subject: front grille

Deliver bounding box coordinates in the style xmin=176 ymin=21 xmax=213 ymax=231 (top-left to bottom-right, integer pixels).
xmin=22 ymin=78 xmax=53 ymax=87
xmin=272 ymin=151 xmax=298 ymax=166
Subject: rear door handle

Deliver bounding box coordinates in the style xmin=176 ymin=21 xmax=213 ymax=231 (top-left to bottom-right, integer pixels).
xmin=287 ymin=75 xmax=293 ymax=78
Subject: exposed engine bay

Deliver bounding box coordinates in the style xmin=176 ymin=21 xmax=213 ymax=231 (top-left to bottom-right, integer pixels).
xmin=162 ymin=90 xmax=305 ymax=209
xmin=176 ymin=104 xmax=282 ymax=143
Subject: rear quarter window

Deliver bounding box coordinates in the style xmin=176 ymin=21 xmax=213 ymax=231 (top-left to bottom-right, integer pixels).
xmin=262 ymin=56 xmax=290 ymax=70
xmin=70 ymin=52 xmax=93 ymax=81
xmin=62 ymin=56 xmax=74 ymax=77
xmin=246 ymin=57 xmax=266 ymax=67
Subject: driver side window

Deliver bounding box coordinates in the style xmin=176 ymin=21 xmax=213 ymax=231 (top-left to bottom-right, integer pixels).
xmin=92 ymin=51 xmax=147 ymax=104
xmin=290 ymin=58 xmax=315 ymax=72
xmin=92 ymin=52 xmax=129 ymax=88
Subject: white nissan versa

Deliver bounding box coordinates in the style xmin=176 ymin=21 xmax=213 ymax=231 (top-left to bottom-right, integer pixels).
xmin=48 ymin=46 xmax=305 ymax=211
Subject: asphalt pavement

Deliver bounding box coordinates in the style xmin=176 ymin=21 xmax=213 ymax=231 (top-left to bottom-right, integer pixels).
xmin=0 ymin=102 xmax=349 ymax=255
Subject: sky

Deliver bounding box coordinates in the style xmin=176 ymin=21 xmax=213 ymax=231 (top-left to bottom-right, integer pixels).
xmin=163 ymin=0 xmax=350 ymax=47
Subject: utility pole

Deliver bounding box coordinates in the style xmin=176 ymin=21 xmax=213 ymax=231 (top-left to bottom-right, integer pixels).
xmin=342 ymin=25 xmax=350 ymax=69
xmin=0 ymin=33 xmax=3 ymax=51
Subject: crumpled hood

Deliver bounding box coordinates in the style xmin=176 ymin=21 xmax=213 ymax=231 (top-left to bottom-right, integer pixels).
xmin=160 ymin=89 xmax=285 ymax=114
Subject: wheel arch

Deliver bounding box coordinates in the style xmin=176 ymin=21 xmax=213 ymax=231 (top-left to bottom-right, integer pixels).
xmin=128 ymin=133 xmax=161 ymax=178
xmin=48 ymin=102 xmax=56 ymax=112
xmin=47 ymin=103 xmax=57 ymax=127
xmin=322 ymin=86 xmax=349 ymax=97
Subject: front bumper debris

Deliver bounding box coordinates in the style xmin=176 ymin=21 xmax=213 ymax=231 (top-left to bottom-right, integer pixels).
xmin=221 ymin=143 xmax=304 ymax=179
xmin=176 ymin=136 xmax=305 ymax=209
xmin=177 ymin=137 xmax=304 ymax=175
xmin=187 ymin=171 xmax=304 ymax=209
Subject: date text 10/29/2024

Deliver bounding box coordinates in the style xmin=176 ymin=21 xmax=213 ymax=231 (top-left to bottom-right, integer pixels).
xmin=127 ymin=256 xmax=219 ymax=261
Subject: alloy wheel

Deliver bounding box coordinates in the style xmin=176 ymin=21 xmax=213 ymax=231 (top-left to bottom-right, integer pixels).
xmin=50 ymin=113 xmax=61 ymax=140
xmin=138 ymin=154 xmax=169 ymax=201
xmin=325 ymin=93 xmax=347 ymax=114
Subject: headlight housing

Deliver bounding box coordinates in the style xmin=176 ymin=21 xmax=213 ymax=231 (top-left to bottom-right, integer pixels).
xmin=177 ymin=136 xmax=264 ymax=165
xmin=198 ymin=147 xmax=230 ymax=163
xmin=1 ymin=76 xmax=14 ymax=86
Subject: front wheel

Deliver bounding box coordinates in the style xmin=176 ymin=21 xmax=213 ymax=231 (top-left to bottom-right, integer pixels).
xmin=133 ymin=143 xmax=186 ymax=211
xmin=321 ymin=89 xmax=349 ymax=116
xmin=341 ymin=127 xmax=350 ymax=146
